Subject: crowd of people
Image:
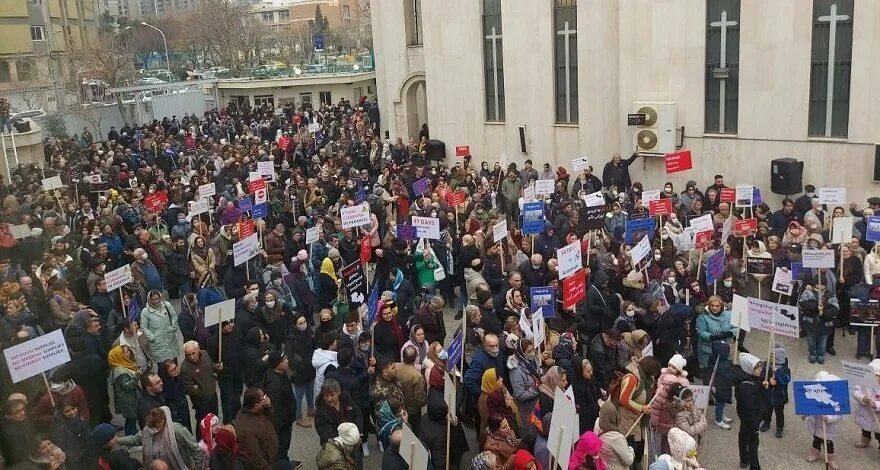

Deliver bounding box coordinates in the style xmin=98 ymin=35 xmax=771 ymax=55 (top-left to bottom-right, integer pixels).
xmin=0 ymin=95 xmax=878 ymax=470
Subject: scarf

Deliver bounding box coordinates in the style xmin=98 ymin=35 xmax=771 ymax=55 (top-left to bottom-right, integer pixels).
xmin=320 ymin=258 xmax=337 ymax=282
xmin=192 ymin=237 xmax=210 ymax=260
xmin=376 ymin=401 xmax=402 ymax=449
xmin=143 ymin=407 xmax=190 ymax=470
xmin=200 ymin=413 xmax=218 ymax=455
xmin=428 ymin=365 xmax=445 ymax=391
xmin=381 ymin=301 xmax=406 ymax=346
xmin=481 ymin=368 xmax=502 ymax=394
xmin=487 ymin=389 xmax=517 ymax=427
xmin=538 ymin=366 xmax=565 ymax=397
xmin=407 ymin=324 xmax=427 ymax=364
xmin=107 ymin=345 xmax=138 ymax=372
xmin=513 ymin=338 xmax=541 ymax=381
xmin=505 ymin=288 xmax=523 ymax=313
xmin=390 ymin=268 xmax=404 ymax=298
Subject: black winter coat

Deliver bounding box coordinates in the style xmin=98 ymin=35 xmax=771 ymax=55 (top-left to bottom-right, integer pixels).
xmin=207 ymin=329 xmax=245 ymax=378
xmin=242 ymin=329 xmax=272 ymax=387
xmin=314 ymin=391 xmax=364 ymax=445
xmin=326 ymin=366 xmax=369 ymax=411
xmin=56 ymin=353 xmax=111 ymax=426
xmin=263 ymin=369 xmax=295 ymax=427
xmin=732 ymin=368 xmax=768 ymax=431
xmin=420 ymin=393 xmax=468 ymax=470
xmin=285 ymin=328 xmax=317 ymax=385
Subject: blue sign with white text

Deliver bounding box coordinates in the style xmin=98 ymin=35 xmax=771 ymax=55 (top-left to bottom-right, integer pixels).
xmin=238 ymin=197 xmax=253 ymax=212
xmin=625 ymin=217 xmax=656 ymax=245
xmin=793 ymin=380 xmax=851 ymax=416
xmin=447 ymin=329 xmax=464 ymax=371
xmin=530 ymin=286 xmax=556 ymax=318
xmin=867 ymin=216 xmax=880 ymax=242
xmin=706 ymin=250 xmax=726 ymax=285
xmin=252 ymin=203 xmax=268 ymax=219
xmin=522 ymin=201 xmax=545 ymax=235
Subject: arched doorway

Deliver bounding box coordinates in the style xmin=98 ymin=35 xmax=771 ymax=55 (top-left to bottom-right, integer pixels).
xmin=398 ymin=75 xmax=427 ymax=140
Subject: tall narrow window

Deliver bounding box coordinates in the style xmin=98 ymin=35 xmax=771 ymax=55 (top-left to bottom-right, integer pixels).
xmin=553 ymin=0 xmax=577 ymax=124
xmin=483 ymin=0 xmax=505 ymax=122
xmin=405 ymin=0 xmax=423 ymax=46
xmin=704 ymin=0 xmax=740 ymax=134
xmin=808 ymin=0 xmax=853 ymax=138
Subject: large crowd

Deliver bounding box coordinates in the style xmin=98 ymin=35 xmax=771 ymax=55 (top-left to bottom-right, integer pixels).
xmin=0 ymin=95 xmax=877 ymax=470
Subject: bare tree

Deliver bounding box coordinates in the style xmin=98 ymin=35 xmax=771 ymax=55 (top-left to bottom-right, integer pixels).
xmin=179 ymin=0 xmax=268 ymax=75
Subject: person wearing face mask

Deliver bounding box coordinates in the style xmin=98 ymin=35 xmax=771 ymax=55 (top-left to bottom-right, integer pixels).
xmin=242 ymin=326 xmax=274 ymax=388
xmin=285 ymin=313 xmax=318 ymax=428
xmin=117 ymin=406 xmax=204 ymax=469
xmin=140 ymin=290 xmax=180 ymax=364
xmin=507 ymin=338 xmax=542 ymax=424
xmin=130 ymin=247 xmax=164 ymax=293
xmin=164 ymin=236 xmax=190 ymax=300
xmin=257 ymin=291 xmax=289 ymax=349
xmin=794 ymin=184 xmax=817 ymax=216
xmin=170 ymin=213 xmax=191 ymax=240
xmin=233 ymin=292 xmax=261 ymax=339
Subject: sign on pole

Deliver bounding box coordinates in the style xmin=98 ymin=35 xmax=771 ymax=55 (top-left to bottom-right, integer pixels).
xmin=630 ymin=235 xmax=651 ymax=266
xmin=866 ymin=216 xmax=880 ymax=242
xmin=189 ymin=199 xmax=209 ymax=218
xmin=41 ymin=176 xmax=63 ymax=191
xmin=444 ymin=373 xmax=457 ymax=418
xmin=3 ymin=329 xmax=71 ymax=383
xmin=548 ymin=388 xmax=578 ymax=465
xmin=832 ymin=217 xmax=854 ymax=244
xmin=204 ymin=299 xmax=236 ymax=327
xmin=198 ymin=182 xmax=216 ymax=199
xmin=400 ymin=423 xmax=430 ymax=469
xmin=233 ymin=233 xmax=260 ymax=266
xmin=306 ymin=226 xmax=319 ymax=245
xmin=735 ymin=185 xmax=754 ymax=208
xmin=455 ymin=145 xmax=470 ymax=157
xmin=664 ymin=150 xmax=692 ymax=173
xmin=493 ymin=219 xmax=508 ymax=243
xmin=571 ymin=157 xmax=590 ymax=172
xmin=522 ymin=201 xmax=545 ymax=235
xmin=731 ymin=294 xmax=751 ymax=332
xmin=557 ymin=241 xmax=582 ymax=280
xmin=341 ymin=261 xmax=367 ymax=305
xmin=747 ymin=297 xmax=800 ymax=338
xmin=771 ymin=268 xmax=795 ymax=296
xmin=534 ymin=179 xmax=555 ymax=196
xmin=793 ymin=380 xmax=851 ymax=415
xmin=340 ymin=203 xmax=371 ymax=229
xmin=562 ymin=269 xmax=586 ymax=310
xmin=412 ymin=216 xmax=441 ymax=240
xmin=104 ymin=265 xmax=134 ymax=292
xmin=530 ymin=286 xmax=556 ymax=318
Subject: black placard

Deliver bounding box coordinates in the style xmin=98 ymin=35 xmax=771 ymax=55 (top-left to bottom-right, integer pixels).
xmin=746 ymin=257 xmax=774 ymax=275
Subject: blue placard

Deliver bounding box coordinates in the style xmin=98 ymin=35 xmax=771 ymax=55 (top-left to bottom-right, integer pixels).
xmin=355 ymin=187 xmax=366 ymax=204
xmin=366 ymin=281 xmax=380 ymax=325
xmin=313 ymin=34 xmax=325 ymax=52
xmin=530 ymin=286 xmax=556 ymax=318
xmin=705 ymin=250 xmax=725 ymax=284
xmin=412 ymin=177 xmax=430 ymax=196
xmin=447 ymin=329 xmax=464 ymax=372
xmin=252 ymin=203 xmax=268 ymax=219
xmin=867 ymin=216 xmax=880 ymax=242
xmin=625 ymin=217 xmax=656 ymax=245
xmin=522 ymin=201 xmax=545 ymax=235
xmin=753 ymin=187 xmax=762 ymax=206
xmin=790 ymin=261 xmax=802 ymax=281
xmin=238 ymin=196 xmax=253 ymax=212
xmin=397 ymin=225 xmax=417 ymax=241
xmin=793 ymin=380 xmax=851 ymax=416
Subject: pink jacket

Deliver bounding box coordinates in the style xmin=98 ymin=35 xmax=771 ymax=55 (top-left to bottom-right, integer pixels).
xmin=852 ymin=385 xmax=880 ymax=432
xmin=804 ymin=414 xmax=841 ymax=441
xmin=650 ymin=369 xmax=690 ymax=434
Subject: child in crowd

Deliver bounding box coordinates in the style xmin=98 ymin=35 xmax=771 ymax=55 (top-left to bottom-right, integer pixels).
xmin=803 ymin=371 xmax=843 ymax=469
xmin=708 ymin=341 xmax=734 ymax=430
xmin=852 ymin=359 xmax=880 ymax=450
xmin=669 ymin=385 xmax=707 ymax=443
xmin=650 ymin=354 xmax=690 ymax=454
xmin=761 ymin=343 xmax=791 ymax=438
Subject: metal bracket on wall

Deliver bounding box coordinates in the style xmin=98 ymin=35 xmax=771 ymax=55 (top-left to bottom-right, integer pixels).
xmin=676 ymin=126 xmax=686 ymax=150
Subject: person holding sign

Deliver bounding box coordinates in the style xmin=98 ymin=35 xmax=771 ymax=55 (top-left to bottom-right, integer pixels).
xmin=798 ymin=272 xmax=839 ymax=364
xmin=852 ymin=359 xmax=880 ymax=451
xmin=802 ymin=371 xmax=844 ymax=468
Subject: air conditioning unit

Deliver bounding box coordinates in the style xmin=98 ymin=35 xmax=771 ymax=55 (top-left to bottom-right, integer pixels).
xmin=633 ymin=101 xmax=676 ymax=155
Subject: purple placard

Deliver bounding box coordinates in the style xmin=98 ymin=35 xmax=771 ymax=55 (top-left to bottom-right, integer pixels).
xmin=397 ymin=225 xmax=417 ymax=241
xmin=412 ymin=177 xmax=430 ymax=196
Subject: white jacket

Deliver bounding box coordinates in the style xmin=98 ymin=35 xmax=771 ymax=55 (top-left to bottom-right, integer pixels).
xmin=311 ymin=349 xmax=338 ymax=398
xmin=864 ymin=252 xmax=880 ymax=284
xmin=599 ymin=431 xmax=635 ymax=470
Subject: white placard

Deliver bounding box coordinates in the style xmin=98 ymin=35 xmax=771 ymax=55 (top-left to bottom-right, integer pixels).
xmin=534 ymin=179 xmax=555 ymax=196
xmin=557 ymin=241 xmax=582 ymax=280
xmin=189 ymin=198 xmax=209 ymax=217
xmin=642 ymin=189 xmax=662 ymax=203
xmin=104 ymin=264 xmax=134 ymax=292
xmin=747 ymin=297 xmax=800 ymax=338
xmin=571 ymin=157 xmax=590 ymax=172
xmin=832 ymin=216 xmax=854 ymax=244
xmin=257 ymin=161 xmax=275 ymax=182
xmin=253 ymin=186 xmax=268 ymax=206
xmin=731 ymin=294 xmax=751 ymax=332
xmin=306 ymin=226 xmax=319 ymax=245
xmin=249 ymin=171 xmax=262 ymax=182
xmin=841 ymin=361 xmax=879 ymax=392
xmin=41 ymin=176 xmax=63 ymax=191
xmin=630 ymin=235 xmax=651 ymax=266
xmin=3 ymin=329 xmax=71 ymax=383
xmin=412 ymin=216 xmax=441 ymax=240
xmin=690 ymin=214 xmax=714 ymax=232
xmin=400 ymin=423 xmax=430 ymax=470
xmin=720 ymin=214 xmax=734 ymax=246
xmin=340 ymin=203 xmax=371 ymax=229
xmin=690 ymin=385 xmax=711 ymax=409
xmin=818 ymin=187 xmax=847 ymax=205
xmin=642 ymin=341 xmax=654 ymax=357
xmin=307 ymin=123 xmax=321 ymax=133
xmin=735 ymin=184 xmax=754 ymax=208
xmin=523 ymin=185 xmax=536 ymax=201
xmin=493 ymin=219 xmax=508 ymax=243
xmin=88 ymin=174 xmax=103 ymax=184
xmin=204 ymin=298 xmax=236 ymax=327
xmin=10 ymin=224 xmax=31 ymax=239
xmin=444 ymin=372 xmax=457 ymax=418
xmin=549 ymin=388 xmax=578 ymax=463
xmin=582 ymin=191 xmax=605 ymax=207
xmin=532 ymin=310 xmax=545 ymax=350
xmin=682 ymin=226 xmax=697 ymax=252
xmin=233 ymin=233 xmax=260 ymax=266
xmin=802 ymin=249 xmax=836 ymax=268
xmin=198 ymin=182 xmax=216 ymax=199
xmin=771 ymin=268 xmax=794 ymax=296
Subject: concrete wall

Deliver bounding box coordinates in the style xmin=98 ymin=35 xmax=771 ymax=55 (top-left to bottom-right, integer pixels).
xmin=372 ymin=0 xmax=880 ymax=206
xmin=217 ymin=77 xmax=376 ymax=107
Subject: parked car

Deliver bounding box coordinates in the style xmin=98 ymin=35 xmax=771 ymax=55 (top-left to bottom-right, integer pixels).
xmin=137 ymin=77 xmax=167 ymax=85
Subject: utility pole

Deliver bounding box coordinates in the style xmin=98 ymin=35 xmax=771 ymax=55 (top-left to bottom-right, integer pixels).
xmin=41 ymin=0 xmax=65 ymax=111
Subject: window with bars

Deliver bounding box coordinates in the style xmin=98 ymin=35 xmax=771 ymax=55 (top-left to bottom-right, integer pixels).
xmin=808 ymin=0 xmax=853 ymax=138
xmin=553 ymin=0 xmax=578 ymax=124
xmin=30 ymin=25 xmax=46 ymax=41
xmin=704 ymin=0 xmax=740 ymax=134
xmin=483 ymin=0 xmax=505 ymax=122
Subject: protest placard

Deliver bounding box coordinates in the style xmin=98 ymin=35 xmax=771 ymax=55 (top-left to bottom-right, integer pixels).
xmin=649 ymin=198 xmax=673 ymax=217
xmin=342 ymin=261 xmax=367 ymax=305
xmin=444 ymin=373 xmax=457 ymax=418
xmin=625 ymin=217 xmax=656 ymax=245
xmin=522 ymin=201 xmax=545 ymax=235
xmin=198 ymin=182 xmax=216 ymax=199
xmin=841 ymin=361 xmax=878 ymax=392
xmin=3 ymin=329 xmax=71 ymax=383
xmin=549 ymin=388 xmax=578 ymax=464
xmin=771 ymin=268 xmax=794 ymax=296
xmin=340 ymin=203 xmax=371 ymax=229
xmin=144 ymin=192 xmax=168 ymax=213
xmin=306 ymin=226 xmax=319 ymax=245
xmin=396 ymin=225 xmax=417 ymax=241
xmin=104 ymin=265 xmax=134 ymax=292
xmin=239 ymin=219 xmax=255 ymax=239
xmin=642 ymin=189 xmax=662 ymax=203
xmin=400 ymin=423 xmax=430 ymax=469
xmin=571 ymin=156 xmax=590 ymax=172
xmin=256 ymin=161 xmax=274 ymax=182
xmin=734 ymin=218 xmax=758 ymax=237
xmin=748 ymin=297 xmax=800 ymax=338
xmin=689 ymin=214 xmax=714 ymax=232
xmin=802 ymin=249 xmax=836 ymax=268
xmin=233 ymin=233 xmax=260 ymax=266
xmin=720 ymin=187 xmax=736 ymax=203
xmin=41 ymin=176 xmax=63 ymax=191
xmin=706 ymin=250 xmax=726 ymax=284
xmin=493 ymin=219 xmax=508 ymax=243
xmin=530 ymin=287 xmax=556 ymax=318
xmin=793 ymin=380 xmax=851 ymax=415
xmin=189 ymin=199 xmax=209 ymax=217
xmin=535 ymin=179 xmax=555 ymax=196
xmin=562 ymin=269 xmax=586 ymax=310
xmin=731 ymin=295 xmax=750 ymax=332
xmin=735 ymin=185 xmax=754 ymax=208
xmin=690 ymin=385 xmax=711 ymax=409
xmin=455 ymin=145 xmax=470 ymax=157
xmin=747 ymin=257 xmax=774 ymax=275
xmin=664 ymin=150 xmax=692 ymax=173
xmin=204 ymin=299 xmax=236 ymax=327
xmin=818 ymin=187 xmax=846 ymax=205
xmin=10 ymin=224 xmax=31 ymax=239
xmin=832 ymin=216 xmax=854 ymax=244
xmin=411 ymin=177 xmax=430 ymax=196
xmin=581 ymin=191 xmax=604 ymax=207
xmin=557 ymin=241 xmax=582 ymax=280
xmin=412 ymin=216 xmax=441 ymax=240
xmin=867 ymin=216 xmax=880 ymax=242
xmin=630 ymin=236 xmax=651 ymax=266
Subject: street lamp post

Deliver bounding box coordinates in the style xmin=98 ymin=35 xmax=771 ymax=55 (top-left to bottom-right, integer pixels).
xmin=140 ymin=21 xmax=171 ymax=78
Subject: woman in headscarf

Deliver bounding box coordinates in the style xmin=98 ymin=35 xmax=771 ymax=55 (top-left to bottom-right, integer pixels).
xmin=140 ymin=289 xmax=181 ymax=363
xmin=400 ymin=324 xmax=428 ymax=370
xmin=373 ymin=300 xmax=406 ymax=359
xmin=211 ymin=425 xmax=245 ymax=470
xmin=507 ymin=338 xmax=542 ymax=424
xmin=477 ymin=368 xmax=519 ymax=444
xmin=422 ymin=342 xmax=446 ymax=383
xmin=190 ymin=235 xmax=217 ymax=286
xmin=107 ymin=345 xmax=139 ymax=436
xmin=197 ymin=413 xmax=219 ymax=470
xmin=257 ymin=291 xmax=289 ymax=349
xmin=376 ymin=398 xmax=405 ymax=450
xmin=482 ymin=414 xmax=521 ymax=469
xmin=504 ymin=288 xmax=527 ymax=323
xmin=569 ymin=431 xmax=607 ymax=470
xmin=118 ymin=406 xmax=204 ymax=470
xmin=537 ymin=366 xmax=569 ymax=416
xmin=317 ymin=256 xmax=340 ymax=308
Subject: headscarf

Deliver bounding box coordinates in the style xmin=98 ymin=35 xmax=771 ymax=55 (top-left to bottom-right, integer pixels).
xmin=428 ymin=365 xmax=445 ymax=391
xmin=380 ymin=300 xmax=406 ymax=346
xmin=407 ymin=324 xmax=427 ymax=364
xmin=569 ymin=431 xmax=606 ymax=470
xmin=214 ymin=427 xmax=239 ymax=458
xmin=513 ymin=338 xmax=541 ymax=380
xmin=390 ymin=268 xmax=405 ymax=298
xmin=487 ymin=389 xmax=518 ymax=428
xmin=319 ymin=257 xmax=337 ymax=281
xmin=481 ymin=368 xmax=502 ymax=394
xmin=376 ymin=400 xmax=402 ymax=449
xmin=200 ymin=413 xmax=219 ymax=455
xmin=426 ymin=342 xmax=446 ymax=374
xmin=192 ymin=236 xmax=209 ymax=260
xmin=505 ymin=288 xmax=524 ymax=313
xmin=471 ymin=452 xmax=495 ymax=470
xmin=512 ymin=449 xmax=541 ymax=470
xmin=107 ymin=345 xmax=138 ymax=372
xmin=143 ymin=406 xmax=190 ymax=470
xmin=539 ymin=366 xmax=565 ymax=397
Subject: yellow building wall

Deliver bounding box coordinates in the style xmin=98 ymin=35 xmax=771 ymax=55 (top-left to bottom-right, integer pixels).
xmin=0 ymin=25 xmax=34 ymax=55
xmin=0 ymin=2 xmax=28 ymax=17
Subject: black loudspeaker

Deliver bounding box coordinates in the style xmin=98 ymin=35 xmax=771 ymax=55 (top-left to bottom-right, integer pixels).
xmin=518 ymin=126 xmax=527 ymax=153
xmin=426 ymin=139 xmax=445 ymax=162
xmin=13 ymin=121 xmax=30 ymax=133
xmin=873 ymin=144 xmax=880 ymax=182
xmin=770 ymin=157 xmax=804 ymax=195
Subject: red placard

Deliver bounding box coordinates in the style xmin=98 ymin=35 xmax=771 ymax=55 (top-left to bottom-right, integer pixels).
xmin=247 ymin=177 xmax=266 ymax=194
xmin=648 ymin=199 xmax=673 ymax=217
xmin=563 ymin=269 xmax=586 ymax=310
xmin=664 ymin=150 xmax=692 ymax=173
xmin=448 ymin=191 xmax=466 ymax=206
xmin=734 ymin=218 xmax=758 ymax=237
xmin=455 ymin=145 xmax=470 ymax=157
xmin=695 ymin=229 xmax=714 ymax=250
xmin=144 ymin=191 xmax=168 ymax=213
xmin=720 ymin=188 xmax=736 ymax=203
xmin=239 ymin=219 xmax=255 ymax=239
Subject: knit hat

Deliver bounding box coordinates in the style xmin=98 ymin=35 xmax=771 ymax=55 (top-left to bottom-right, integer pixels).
xmin=814 ymin=370 xmax=841 ymax=381
xmin=667 ymin=428 xmax=697 ymax=464
xmin=328 ymin=248 xmax=340 ymax=259
xmin=336 ymin=422 xmax=360 ymax=447
xmin=90 ymin=423 xmax=118 ymax=446
xmin=266 ymin=351 xmax=285 ymax=370
xmin=667 ymin=354 xmax=688 ymax=377
xmin=649 ymin=455 xmax=674 ymax=470
xmin=868 ymin=359 xmax=880 ymax=375
xmin=475 ymin=290 xmax=492 ymax=306
xmin=773 ymin=342 xmax=787 ymax=366
xmin=739 ymin=353 xmax=761 ymax=375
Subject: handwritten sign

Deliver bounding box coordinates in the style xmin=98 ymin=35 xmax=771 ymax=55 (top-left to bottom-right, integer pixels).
xmin=341 ymin=203 xmax=371 ymax=229
xmin=818 ymin=187 xmax=846 ymax=205
xmin=648 ymin=198 xmax=673 ymax=217
xmin=534 ymin=179 xmax=555 ymax=196
xmin=3 ymin=329 xmax=71 ymax=383
xmin=412 ymin=216 xmax=441 ymax=240
xmin=493 ymin=219 xmax=508 ymax=243
xmin=189 ymin=199 xmax=209 ymax=218
xmin=104 ymin=265 xmax=134 ymax=292
xmin=557 ymin=241 xmax=582 ymax=280
xmin=198 ymin=182 xmax=216 ymax=199
xmin=233 ymin=233 xmax=260 ymax=266
xmin=571 ymin=156 xmax=590 ymax=172
xmin=306 ymin=226 xmax=319 ymax=245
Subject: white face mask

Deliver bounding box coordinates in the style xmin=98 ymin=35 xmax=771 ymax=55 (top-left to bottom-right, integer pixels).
xmin=265 ymin=300 xmax=276 ymax=308
xmin=296 ymin=323 xmax=308 ymax=331
xmin=654 ymin=254 xmax=661 ymax=261
xmin=667 ymin=276 xmax=676 ymax=284
xmin=723 ymin=281 xmax=733 ymax=288
xmin=272 ymin=279 xmax=282 ymax=286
